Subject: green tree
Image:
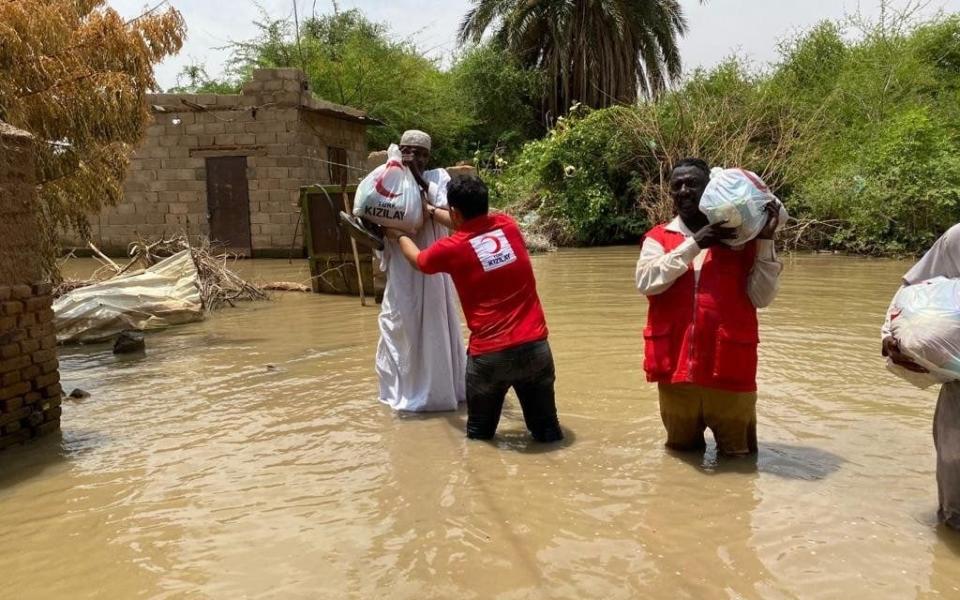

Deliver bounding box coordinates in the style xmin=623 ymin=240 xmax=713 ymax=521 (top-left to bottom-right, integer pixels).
xmin=168 ymin=64 xmax=241 ymax=94
xmin=457 ymin=0 xmax=696 ymax=120
xmin=226 ymin=8 xmax=473 ymax=165
xmin=450 ymin=43 xmax=545 ymax=155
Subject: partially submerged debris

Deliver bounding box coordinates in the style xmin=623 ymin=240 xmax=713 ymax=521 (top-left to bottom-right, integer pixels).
xmin=125 ymin=236 xmax=268 ymax=310
xmin=262 ymin=281 xmax=311 ymax=292
xmin=57 ymin=236 xmax=269 ymax=308
xmin=113 ymin=331 xmax=146 ymax=354
xmin=54 ymin=235 xmax=270 ymax=343
xmin=68 ymin=388 xmax=90 ymax=399
xmin=524 ymin=232 xmax=557 ymax=254
xmin=55 ymin=250 xmax=203 ymax=343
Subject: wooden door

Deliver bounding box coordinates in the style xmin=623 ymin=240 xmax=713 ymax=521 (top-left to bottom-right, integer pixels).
xmin=328 ymin=146 xmax=348 ymax=185
xmin=205 ymin=156 xmax=252 ymax=256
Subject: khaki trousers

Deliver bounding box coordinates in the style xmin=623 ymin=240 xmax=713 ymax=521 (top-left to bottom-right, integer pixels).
xmin=658 ymin=383 xmax=758 ymax=456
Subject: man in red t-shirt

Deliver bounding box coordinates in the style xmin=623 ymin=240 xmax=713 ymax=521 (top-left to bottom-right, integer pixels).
xmin=383 ymin=175 xmax=563 ymax=442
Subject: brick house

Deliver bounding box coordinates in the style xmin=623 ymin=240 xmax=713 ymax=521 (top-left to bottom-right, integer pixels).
xmin=73 ymin=68 xmax=378 ymax=257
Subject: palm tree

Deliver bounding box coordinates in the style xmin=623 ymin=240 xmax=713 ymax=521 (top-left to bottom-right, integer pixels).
xmin=458 ymin=0 xmax=693 ymax=121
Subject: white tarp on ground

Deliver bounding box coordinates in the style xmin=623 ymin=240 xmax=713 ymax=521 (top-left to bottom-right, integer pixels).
xmin=54 ymin=250 xmax=204 ymax=344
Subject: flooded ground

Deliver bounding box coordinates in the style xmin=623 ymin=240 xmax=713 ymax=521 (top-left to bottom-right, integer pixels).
xmin=2 ymin=248 xmax=958 ymax=599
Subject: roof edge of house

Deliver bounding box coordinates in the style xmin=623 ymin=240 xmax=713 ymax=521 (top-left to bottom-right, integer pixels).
xmin=145 ymin=90 xmax=383 ymax=126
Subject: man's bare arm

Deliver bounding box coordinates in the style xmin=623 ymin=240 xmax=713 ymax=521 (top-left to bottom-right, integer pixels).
xmin=422 ymin=199 xmax=454 ymax=229
xmin=385 ymin=229 xmax=422 ymax=271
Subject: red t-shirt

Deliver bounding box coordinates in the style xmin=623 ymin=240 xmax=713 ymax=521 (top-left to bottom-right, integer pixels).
xmin=417 ymin=213 xmax=548 ymax=356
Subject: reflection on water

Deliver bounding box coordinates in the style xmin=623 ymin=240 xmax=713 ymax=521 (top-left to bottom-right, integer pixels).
xmin=2 ymin=249 xmax=958 ymax=598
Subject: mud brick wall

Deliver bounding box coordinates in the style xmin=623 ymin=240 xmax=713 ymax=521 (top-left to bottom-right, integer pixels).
xmin=0 ymin=123 xmax=42 ymax=283
xmin=0 ymin=284 xmax=62 ymax=449
xmin=66 ymin=68 xmax=369 ymax=256
xmin=0 ymin=122 xmax=62 ymax=450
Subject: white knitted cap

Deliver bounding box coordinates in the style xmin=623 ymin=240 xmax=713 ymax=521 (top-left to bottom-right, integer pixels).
xmin=400 ymin=129 xmax=431 ymax=151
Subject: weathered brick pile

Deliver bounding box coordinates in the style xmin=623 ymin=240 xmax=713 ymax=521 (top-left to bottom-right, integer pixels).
xmin=0 ymin=284 xmax=61 ymax=449
xmin=1 ymin=121 xmax=62 ymax=450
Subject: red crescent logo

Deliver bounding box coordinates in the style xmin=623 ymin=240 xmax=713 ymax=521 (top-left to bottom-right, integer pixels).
xmin=374 ymin=163 xmax=402 ymax=199
xmin=739 ymin=169 xmax=770 ymax=192
xmin=375 ymin=178 xmax=400 ymax=199
xmin=480 ymin=235 xmax=501 ymax=253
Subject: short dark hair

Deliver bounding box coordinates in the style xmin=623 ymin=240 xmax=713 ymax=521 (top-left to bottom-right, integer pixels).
xmin=672 ymin=157 xmax=710 ymax=179
xmin=446 ymin=174 xmax=489 ymax=220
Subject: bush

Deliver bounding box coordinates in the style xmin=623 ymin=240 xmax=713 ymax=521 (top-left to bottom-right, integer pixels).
xmin=795 ymin=106 xmax=960 ymax=254
xmin=493 ymin=106 xmax=648 ymax=245
xmin=494 ymin=60 xmax=808 ymax=246
xmin=786 ymin=16 xmax=960 ymax=254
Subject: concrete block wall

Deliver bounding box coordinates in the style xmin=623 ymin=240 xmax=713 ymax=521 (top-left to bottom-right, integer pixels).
xmin=71 ymin=68 xmax=370 ymax=257
xmin=301 ymin=112 xmax=368 ymax=185
xmin=88 ymin=108 xmax=209 ymax=250
xmin=247 ymin=107 xmax=309 ymax=253
xmin=0 ymin=122 xmax=62 ymax=450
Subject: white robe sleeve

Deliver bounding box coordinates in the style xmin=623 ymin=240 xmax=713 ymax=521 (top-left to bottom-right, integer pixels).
xmin=747 ymin=239 xmax=782 ymax=308
xmin=636 ymin=236 xmax=700 ymax=296
xmin=425 ymin=169 xmax=451 ymax=209
xmin=904 ymin=224 xmax=960 ymax=283
xmin=746 ymin=201 xmax=788 ymax=308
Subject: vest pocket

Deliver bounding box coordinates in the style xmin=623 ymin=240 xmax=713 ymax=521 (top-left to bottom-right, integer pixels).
xmin=711 ymin=327 xmax=759 ymax=386
xmin=643 ymin=323 xmax=675 ymax=378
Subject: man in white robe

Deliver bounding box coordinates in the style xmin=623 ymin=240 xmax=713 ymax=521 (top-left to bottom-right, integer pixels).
xmin=375 ymin=130 xmax=466 ymax=411
xmin=883 ymin=223 xmax=960 ymax=530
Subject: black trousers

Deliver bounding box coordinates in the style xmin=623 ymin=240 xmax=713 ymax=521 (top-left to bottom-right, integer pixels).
xmin=465 ymin=340 xmax=563 ymax=442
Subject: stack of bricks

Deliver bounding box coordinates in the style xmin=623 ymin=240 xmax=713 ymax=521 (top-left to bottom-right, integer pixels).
xmin=0 ymin=284 xmax=62 ymax=449
xmin=1 ymin=121 xmax=62 ymax=450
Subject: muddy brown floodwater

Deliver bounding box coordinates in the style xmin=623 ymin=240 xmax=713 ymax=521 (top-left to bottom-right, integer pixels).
xmin=1 ymin=248 xmax=959 ymax=599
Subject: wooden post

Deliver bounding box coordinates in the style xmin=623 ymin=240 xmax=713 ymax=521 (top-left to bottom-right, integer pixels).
xmin=341 ymin=185 xmax=367 ymax=306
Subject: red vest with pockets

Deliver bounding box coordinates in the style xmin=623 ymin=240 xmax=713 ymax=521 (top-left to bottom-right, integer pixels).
xmin=642 ymin=224 xmax=760 ymax=393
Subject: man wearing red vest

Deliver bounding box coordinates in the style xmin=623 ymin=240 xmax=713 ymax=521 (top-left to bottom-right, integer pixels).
xmin=636 ymin=158 xmax=783 ymax=456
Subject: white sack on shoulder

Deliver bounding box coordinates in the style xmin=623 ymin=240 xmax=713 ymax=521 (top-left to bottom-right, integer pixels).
xmin=699 ymin=167 xmax=786 ymax=246
xmin=353 ymin=144 xmax=423 ymax=233
xmin=887 ymin=276 xmax=960 ymax=387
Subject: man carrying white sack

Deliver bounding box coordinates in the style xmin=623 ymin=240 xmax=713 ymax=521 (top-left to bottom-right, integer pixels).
xmin=636 ymin=158 xmax=785 ymax=457
xmin=374 ymin=130 xmax=466 ymax=412
xmin=882 ymin=223 xmax=960 ymax=530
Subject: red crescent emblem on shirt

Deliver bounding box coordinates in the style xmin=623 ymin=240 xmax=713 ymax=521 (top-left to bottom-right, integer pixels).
xmin=480 ymin=235 xmax=501 ymax=253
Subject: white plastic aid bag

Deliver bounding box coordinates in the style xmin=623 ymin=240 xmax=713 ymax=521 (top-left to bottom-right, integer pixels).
xmin=699 ymin=167 xmax=781 ymax=246
xmin=353 ymin=144 xmax=423 ymax=233
xmin=887 ymin=276 xmax=960 ymax=387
